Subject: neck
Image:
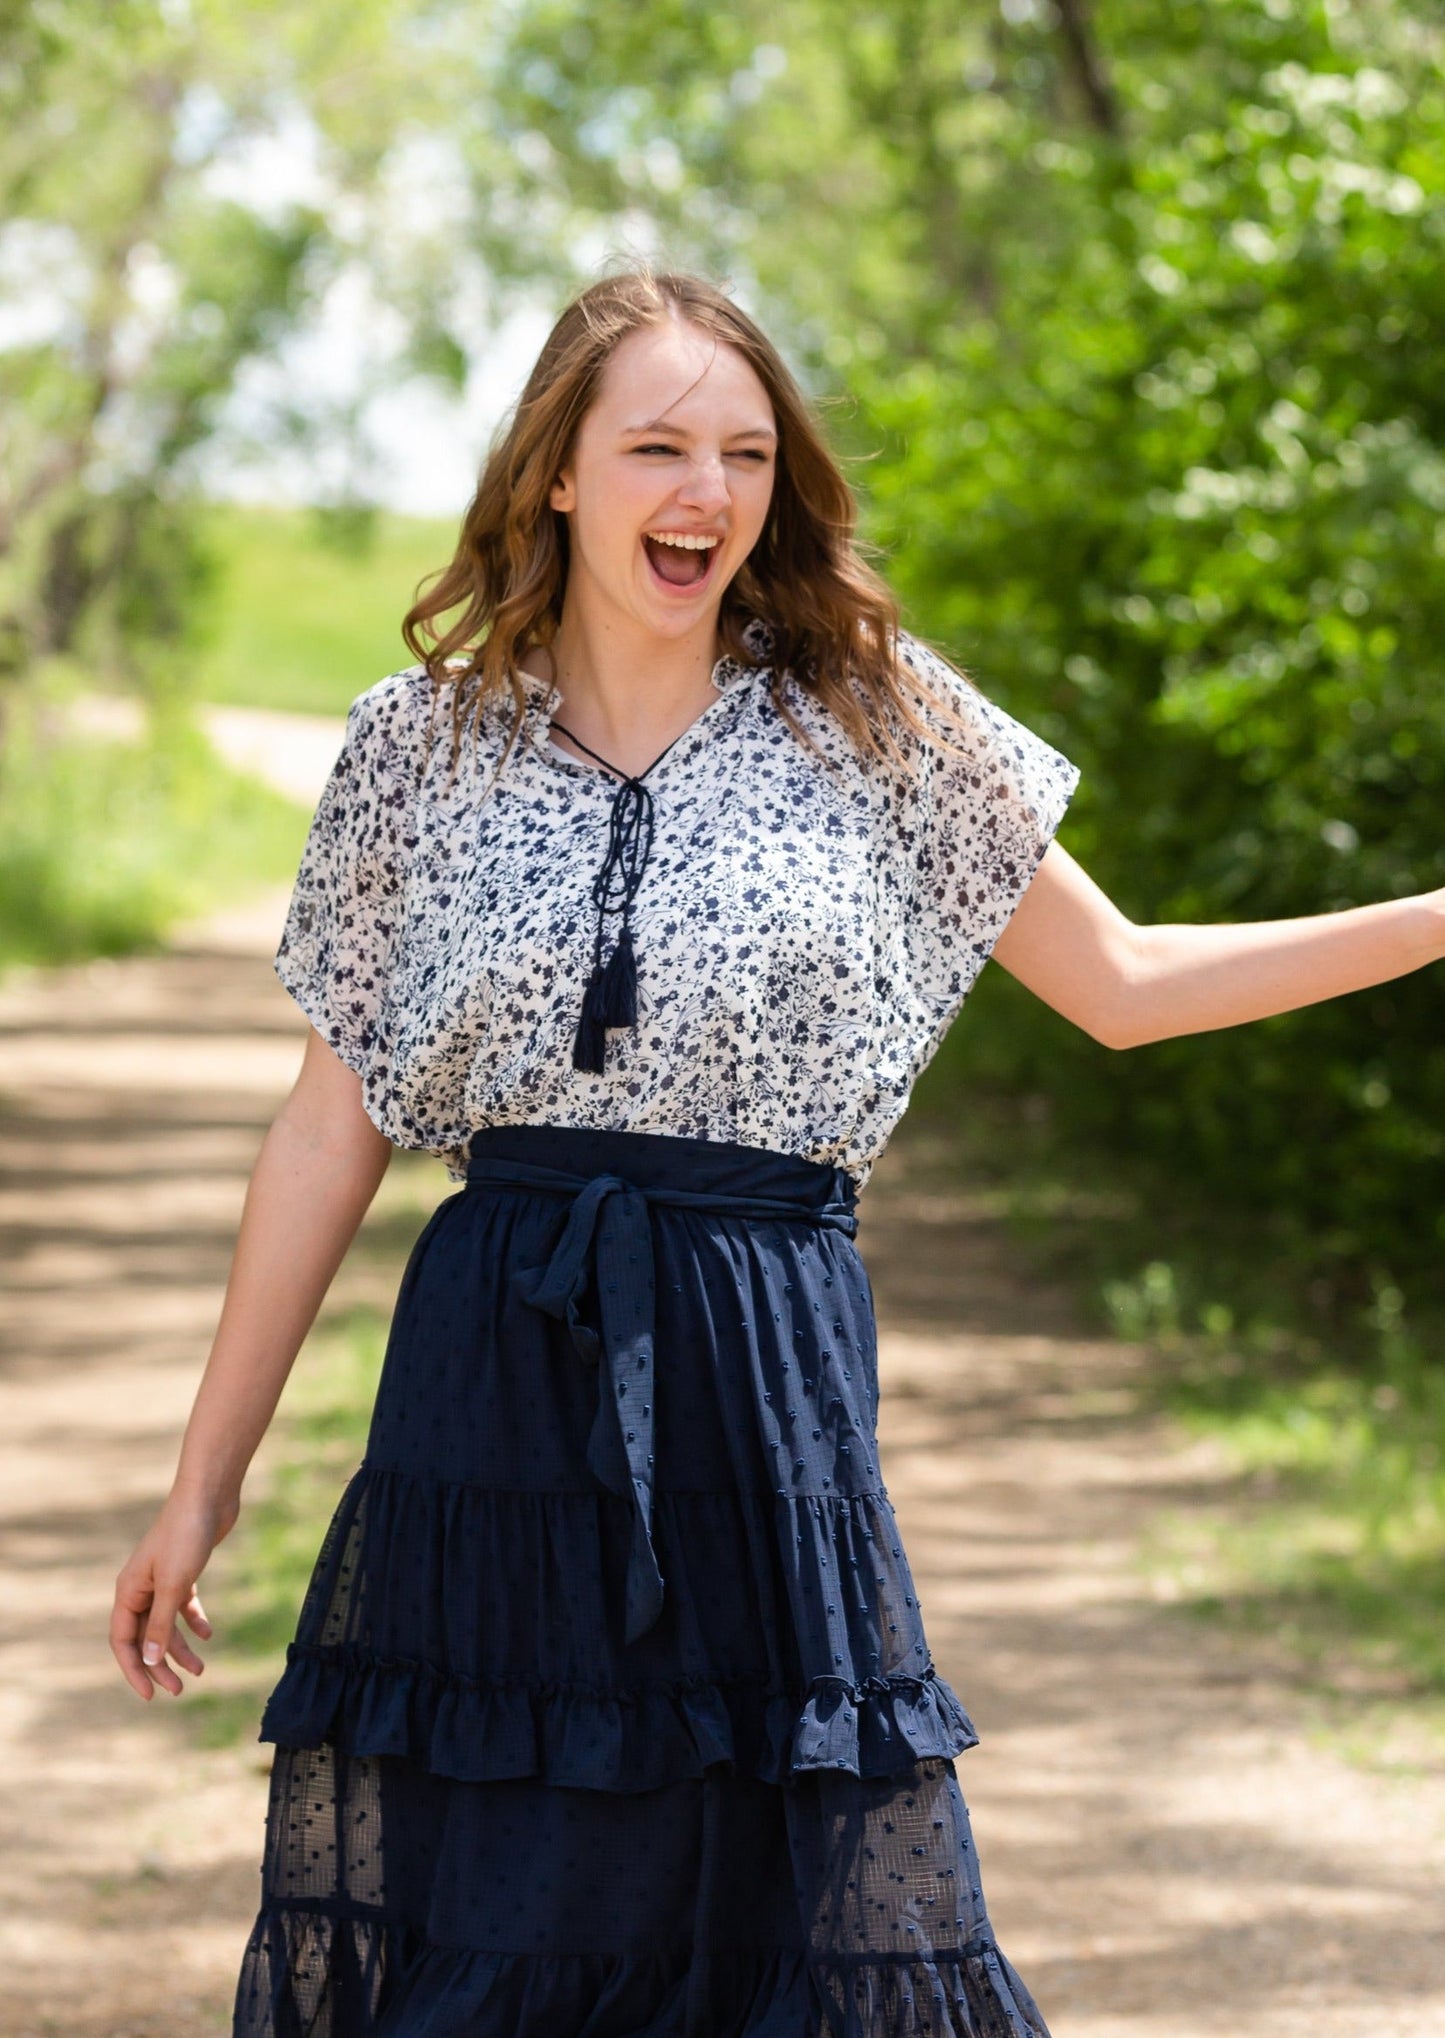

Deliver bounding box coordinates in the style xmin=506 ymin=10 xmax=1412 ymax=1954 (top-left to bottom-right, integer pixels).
xmin=536 ymin=593 xmax=724 ymax=773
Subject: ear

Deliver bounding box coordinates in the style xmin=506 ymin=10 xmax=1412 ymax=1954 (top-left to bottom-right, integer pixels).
xmin=549 ymin=467 xmax=576 ymax=513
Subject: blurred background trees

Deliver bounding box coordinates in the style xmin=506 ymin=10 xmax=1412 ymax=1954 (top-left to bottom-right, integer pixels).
xmin=477 ymin=0 xmax=1445 ymax=1314
xmin=0 ymin=0 xmax=467 ymax=713
xmin=0 ymin=0 xmax=496 ymax=954
xmin=3 ymin=0 xmax=1443 ymax=1313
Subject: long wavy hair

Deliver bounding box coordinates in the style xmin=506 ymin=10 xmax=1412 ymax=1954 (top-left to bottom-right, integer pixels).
xmin=401 ymin=264 xmax=974 ymax=772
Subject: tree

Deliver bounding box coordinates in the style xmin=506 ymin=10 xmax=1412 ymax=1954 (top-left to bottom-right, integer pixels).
xmin=0 ymin=0 xmax=478 ymax=728
xmin=469 ymin=0 xmax=1445 ymax=1299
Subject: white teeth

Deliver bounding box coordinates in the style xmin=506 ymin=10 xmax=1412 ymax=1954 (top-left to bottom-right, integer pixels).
xmin=645 ymin=532 xmax=720 ymax=550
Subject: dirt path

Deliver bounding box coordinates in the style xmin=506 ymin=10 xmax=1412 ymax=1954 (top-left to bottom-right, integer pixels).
xmin=2 ymin=887 xmax=1442 ymax=2036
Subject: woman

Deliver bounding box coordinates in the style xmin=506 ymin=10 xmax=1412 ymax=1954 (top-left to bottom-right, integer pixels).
xmin=111 ymin=267 xmax=1443 ymax=2037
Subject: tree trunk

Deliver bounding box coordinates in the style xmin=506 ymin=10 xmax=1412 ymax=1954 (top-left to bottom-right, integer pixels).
xmin=1053 ymin=0 xmax=1124 ymax=140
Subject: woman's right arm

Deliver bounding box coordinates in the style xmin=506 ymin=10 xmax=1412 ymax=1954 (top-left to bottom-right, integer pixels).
xmin=109 ymin=1024 xmax=394 ymax=1702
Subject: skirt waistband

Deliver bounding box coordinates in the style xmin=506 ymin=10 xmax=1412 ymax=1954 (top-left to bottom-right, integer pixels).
xmin=464 ymin=1123 xmax=858 ymax=1220
xmin=461 ymin=1123 xmax=859 ymax=1648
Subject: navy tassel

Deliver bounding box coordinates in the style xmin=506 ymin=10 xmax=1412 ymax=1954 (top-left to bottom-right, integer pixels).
xmin=572 ymin=966 xmax=610 ymax=1073
xmin=597 ymin=923 xmax=638 ymax=1027
xmin=553 ymin=716 xmax=686 ymax=1075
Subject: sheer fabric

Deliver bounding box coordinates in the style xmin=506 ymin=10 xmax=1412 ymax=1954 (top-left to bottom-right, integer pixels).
xmin=272 ymin=623 xmax=1080 ymax=1186
xmin=233 ymin=1127 xmax=1051 ymax=2036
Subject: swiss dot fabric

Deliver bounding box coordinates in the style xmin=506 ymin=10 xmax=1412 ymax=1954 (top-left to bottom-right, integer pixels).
xmin=235 ymin=1125 xmax=1054 ymax=2036
xmin=272 ymin=620 xmax=1080 ymax=1185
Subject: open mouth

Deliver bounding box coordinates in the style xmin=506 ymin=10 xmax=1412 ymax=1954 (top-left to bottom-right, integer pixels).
xmin=642 ymin=532 xmax=720 ymax=594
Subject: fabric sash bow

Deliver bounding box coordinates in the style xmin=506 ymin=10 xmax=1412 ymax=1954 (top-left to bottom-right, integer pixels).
xmin=466 ymin=1153 xmax=858 ymax=1647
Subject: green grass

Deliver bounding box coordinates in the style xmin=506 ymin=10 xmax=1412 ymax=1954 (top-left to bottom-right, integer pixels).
xmin=1 ymin=499 xmax=454 ymax=972
xmin=184 ymin=1304 xmax=390 ymax=1751
xmin=0 ymin=676 xmax=310 ymax=972
xmin=183 ymin=1153 xmax=440 ymax=1750
xmin=905 ymin=1058 xmax=1445 ymax=1718
xmin=190 ymin=501 xmax=459 ymax=715
xmin=1137 ymin=1301 xmax=1445 ymax=1704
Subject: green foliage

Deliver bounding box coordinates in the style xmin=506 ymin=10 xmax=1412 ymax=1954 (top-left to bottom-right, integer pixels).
xmin=483 ymin=0 xmax=1445 ymax=1310
xmin=1145 ymin=1295 xmax=1445 ymax=1698
xmin=0 ymin=496 xmax=457 ymax=972
xmin=0 ymin=673 xmax=307 ymax=971
xmin=189 ymin=503 xmax=458 ymax=715
xmin=185 ymin=1306 xmax=389 ymax=1749
xmin=0 ymin=0 xmax=471 ymax=712
xmin=858 ymin=8 xmax=1445 ymax=1303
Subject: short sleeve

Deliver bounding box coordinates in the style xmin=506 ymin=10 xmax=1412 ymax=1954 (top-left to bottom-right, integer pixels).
xmin=896 ymin=632 xmax=1081 ymax=1010
xmin=273 ymin=673 xmax=426 ymax=1074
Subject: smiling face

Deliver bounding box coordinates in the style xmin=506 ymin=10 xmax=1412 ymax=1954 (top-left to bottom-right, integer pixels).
xmin=548 ymin=316 xmax=778 ymax=649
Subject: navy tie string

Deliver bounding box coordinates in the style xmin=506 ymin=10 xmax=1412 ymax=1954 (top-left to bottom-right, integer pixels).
xmin=551 ymin=718 xmax=686 ymax=1075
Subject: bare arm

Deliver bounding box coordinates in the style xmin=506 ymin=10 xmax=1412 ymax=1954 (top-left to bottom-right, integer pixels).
xmin=110 ymin=1025 xmax=393 ymax=1701
xmin=991 ymin=840 xmax=1445 ymax=1049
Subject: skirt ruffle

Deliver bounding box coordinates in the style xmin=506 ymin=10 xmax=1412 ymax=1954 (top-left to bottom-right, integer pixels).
xmin=232 ymin=1129 xmax=1049 ymax=2037
xmin=261 ymin=1636 xmax=977 ymax=1792
xmin=258 ymin=1461 xmax=979 ymax=1791
xmin=235 ymin=1902 xmax=1045 ymax=2038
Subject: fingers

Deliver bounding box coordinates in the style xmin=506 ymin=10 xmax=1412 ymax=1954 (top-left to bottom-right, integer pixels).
xmin=111 ymin=1501 xmax=227 ymax=1702
xmin=141 ymin=1577 xmax=193 ymax=1696
xmin=181 ymin=1587 xmax=214 ymax=1641
xmin=110 ymin=1566 xmax=209 ymax=1701
xmin=110 ymin=1572 xmax=162 ymax=1701
xmin=166 ymin=1633 xmax=207 ymax=1678
xmin=165 ymin=1591 xmax=213 ymax=1677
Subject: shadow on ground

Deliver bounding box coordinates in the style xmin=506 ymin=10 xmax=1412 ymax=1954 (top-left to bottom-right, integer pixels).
xmin=1 ymin=929 xmax=1441 ymax=2036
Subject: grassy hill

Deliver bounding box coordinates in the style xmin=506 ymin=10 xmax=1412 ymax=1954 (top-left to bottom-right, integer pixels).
xmin=191 ymin=501 xmax=460 ymax=716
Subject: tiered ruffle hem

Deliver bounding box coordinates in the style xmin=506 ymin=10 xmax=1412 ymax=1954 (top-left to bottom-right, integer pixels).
xmin=232 ymin=1125 xmax=1050 ymax=2037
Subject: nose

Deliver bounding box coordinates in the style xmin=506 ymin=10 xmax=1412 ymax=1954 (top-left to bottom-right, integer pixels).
xmin=675 ymin=451 xmax=730 ymax=514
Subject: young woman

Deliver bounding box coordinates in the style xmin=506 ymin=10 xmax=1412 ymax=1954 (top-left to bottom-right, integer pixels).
xmin=111 ymin=267 xmax=1444 ymax=2038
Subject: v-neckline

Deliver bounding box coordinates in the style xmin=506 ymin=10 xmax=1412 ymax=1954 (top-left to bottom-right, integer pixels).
xmin=538 ymin=666 xmax=754 ymax=782
xmin=547 ymin=716 xmax=691 ymax=785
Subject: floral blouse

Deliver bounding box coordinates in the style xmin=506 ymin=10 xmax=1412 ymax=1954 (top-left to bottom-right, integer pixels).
xmin=274 ymin=620 xmax=1081 ymax=1187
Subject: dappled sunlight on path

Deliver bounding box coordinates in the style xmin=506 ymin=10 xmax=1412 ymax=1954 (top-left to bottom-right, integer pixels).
xmin=0 ymin=892 xmax=434 ymax=2038
xmin=861 ymin=1146 xmax=1445 ymax=2036
xmin=0 ymin=885 xmax=1441 ymax=2033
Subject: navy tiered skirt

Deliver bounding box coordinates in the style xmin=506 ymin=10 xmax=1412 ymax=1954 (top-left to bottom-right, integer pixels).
xmin=232 ymin=1124 xmax=1050 ymax=2037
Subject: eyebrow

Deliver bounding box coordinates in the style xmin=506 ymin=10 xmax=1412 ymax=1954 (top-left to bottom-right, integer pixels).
xmin=623 ymin=419 xmax=778 ymax=443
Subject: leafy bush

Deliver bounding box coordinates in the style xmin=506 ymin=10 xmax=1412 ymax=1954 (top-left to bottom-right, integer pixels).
xmin=862 ymin=26 xmax=1445 ymax=1308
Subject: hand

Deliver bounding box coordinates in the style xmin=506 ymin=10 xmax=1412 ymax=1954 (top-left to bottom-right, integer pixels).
xmin=110 ymin=1488 xmax=239 ymax=1701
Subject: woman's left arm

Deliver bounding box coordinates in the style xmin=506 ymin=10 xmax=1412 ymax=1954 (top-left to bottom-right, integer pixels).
xmin=991 ymin=841 xmax=1445 ymax=1050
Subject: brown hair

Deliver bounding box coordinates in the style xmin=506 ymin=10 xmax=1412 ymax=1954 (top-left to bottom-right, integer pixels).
xmin=401 ymin=263 xmax=974 ymax=772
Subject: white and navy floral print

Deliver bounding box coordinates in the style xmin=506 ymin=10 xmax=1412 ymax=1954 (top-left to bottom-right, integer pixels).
xmin=274 ymin=619 xmax=1081 ymax=1186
